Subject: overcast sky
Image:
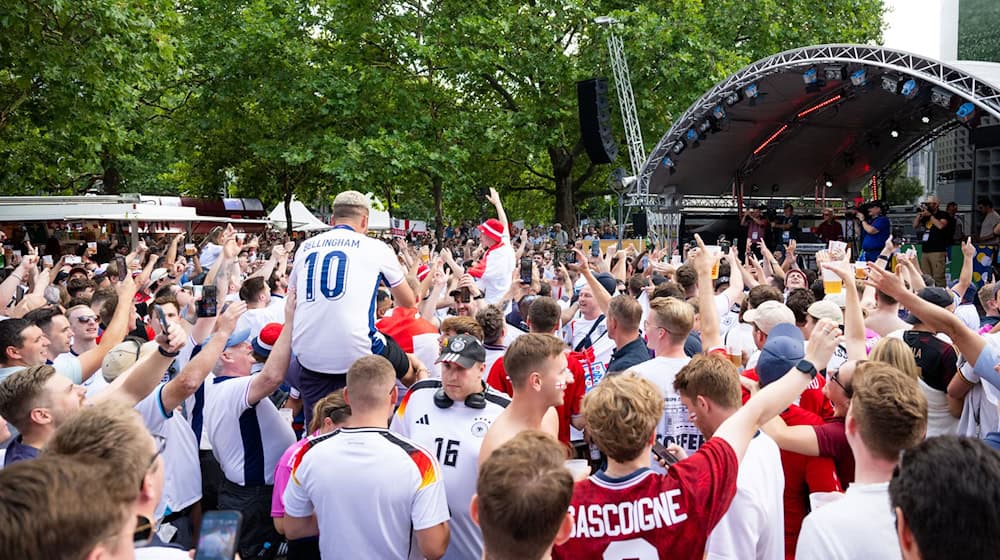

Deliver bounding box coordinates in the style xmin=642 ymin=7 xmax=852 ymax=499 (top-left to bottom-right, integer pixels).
xmin=883 ymin=0 xmax=958 ymax=59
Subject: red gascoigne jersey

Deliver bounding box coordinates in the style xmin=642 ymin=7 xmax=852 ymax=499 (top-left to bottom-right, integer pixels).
xmin=553 ymin=438 xmax=738 ymax=560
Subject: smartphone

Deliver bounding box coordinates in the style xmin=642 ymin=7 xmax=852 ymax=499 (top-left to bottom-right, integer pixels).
xmin=590 ymin=239 xmax=600 ymax=257
xmin=194 ymin=510 xmax=242 ymax=560
xmin=197 ymin=285 xmax=218 ymax=318
xmin=519 ymin=257 xmax=532 ymax=284
xmin=66 ymin=255 xmax=81 ymax=265
xmin=651 ymin=441 xmax=680 ymax=466
xmin=153 ymin=304 xmax=171 ymax=334
xmin=115 ymin=255 xmax=127 ymax=282
xmin=42 ymin=255 xmax=53 ymax=266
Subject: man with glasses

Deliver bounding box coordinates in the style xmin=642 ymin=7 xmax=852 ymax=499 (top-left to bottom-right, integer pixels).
xmin=47 ymin=400 xmax=189 ymax=559
xmin=66 ymin=304 xmax=101 ymax=356
xmin=815 ymin=207 xmax=844 ymax=244
xmin=913 ymin=195 xmax=955 ymax=287
xmin=797 ymin=362 xmax=927 ymax=559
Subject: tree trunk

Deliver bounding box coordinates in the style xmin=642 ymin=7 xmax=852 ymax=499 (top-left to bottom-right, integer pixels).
xmin=101 ymin=151 xmax=121 ymax=194
xmin=549 ymin=145 xmax=577 ymax=231
xmin=432 ymin=176 xmax=444 ymax=245
xmin=282 ymin=173 xmax=294 ymax=236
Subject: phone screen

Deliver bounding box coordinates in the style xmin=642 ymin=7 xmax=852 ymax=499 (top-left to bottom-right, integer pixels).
xmin=194 ymin=510 xmax=242 ymax=560
xmin=197 ymin=285 xmax=218 ymax=318
xmin=154 ymin=304 xmax=170 ymax=334
xmin=651 ymin=441 xmax=680 ymax=466
xmin=115 ymin=256 xmax=127 ymax=282
xmin=520 ymin=257 xmax=532 ymax=284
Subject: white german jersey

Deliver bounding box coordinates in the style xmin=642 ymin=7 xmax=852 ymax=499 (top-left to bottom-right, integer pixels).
xmin=283 ymin=427 xmax=450 ymax=559
xmin=202 ymin=376 xmax=296 ymax=486
xmin=289 ymin=225 xmax=406 ymax=373
xmin=390 ymin=379 xmax=510 ymax=560
xmin=629 ymin=356 xmax=705 ymax=468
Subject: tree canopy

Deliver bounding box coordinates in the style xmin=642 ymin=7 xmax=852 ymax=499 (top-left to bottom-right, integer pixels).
xmin=1 ymin=0 xmax=886 ymax=231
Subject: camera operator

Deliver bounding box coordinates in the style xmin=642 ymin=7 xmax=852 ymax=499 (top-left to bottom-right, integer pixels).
xmin=856 ymin=202 xmax=890 ymax=263
xmin=912 ymin=196 xmax=954 ymax=287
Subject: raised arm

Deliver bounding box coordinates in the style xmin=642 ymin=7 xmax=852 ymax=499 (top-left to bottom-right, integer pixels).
xmin=713 ymin=320 xmax=842 ymax=461
xmin=821 ymin=257 xmax=866 ymax=361
xmin=485 ymin=188 xmax=510 ymax=243
xmin=77 ymin=275 xmax=138 ymax=381
xmin=160 ymin=302 xmax=246 ymax=411
xmin=692 ymin=234 xmax=722 ymax=350
xmin=248 ymin=289 xmax=295 ymax=405
xmin=575 ymin=248 xmax=611 ymax=315
xmin=94 ymin=320 xmax=187 ymax=407
xmin=953 ymin=238 xmax=975 ymax=301
xmin=720 ymin=246 xmax=746 ymax=307
xmin=761 ymin=414 xmax=821 ymax=456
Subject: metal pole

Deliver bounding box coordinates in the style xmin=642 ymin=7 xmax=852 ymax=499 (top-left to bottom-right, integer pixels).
xmin=617 ymin=192 xmax=625 ymax=249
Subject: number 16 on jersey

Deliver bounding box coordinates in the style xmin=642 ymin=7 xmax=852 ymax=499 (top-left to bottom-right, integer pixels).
xmin=303 ymin=250 xmax=349 ymax=302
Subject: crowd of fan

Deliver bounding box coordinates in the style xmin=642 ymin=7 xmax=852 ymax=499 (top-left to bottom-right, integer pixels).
xmin=0 ymin=187 xmax=998 ymax=560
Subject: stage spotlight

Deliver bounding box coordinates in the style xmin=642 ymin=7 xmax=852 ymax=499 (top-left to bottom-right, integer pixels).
xmin=724 ymin=90 xmax=743 ymax=106
xmin=697 ymin=119 xmax=713 ymax=134
xmin=672 ymin=139 xmax=685 ymax=155
xmin=890 ymin=129 xmax=899 ymax=138
xmin=881 ymin=74 xmax=903 ymax=94
xmin=824 ymin=66 xmax=847 ymax=82
xmin=900 ymin=79 xmax=919 ymax=99
xmin=662 ymin=157 xmax=676 ymax=174
xmin=850 ymin=69 xmax=867 ymax=87
xmin=920 ymin=109 xmax=932 ymax=124
xmin=686 ymin=128 xmax=700 ymax=144
xmin=803 ymin=68 xmax=819 ymax=85
xmin=712 ymin=104 xmax=726 ymax=120
xmin=744 ymin=83 xmax=759 ymax=99
xmin=931 ymin=87 xmax=953 ymax=108
xmin=825 ymin=178 xmax=833 ymax=188
xmin=957 ymin=102 xmax=978 ymax=124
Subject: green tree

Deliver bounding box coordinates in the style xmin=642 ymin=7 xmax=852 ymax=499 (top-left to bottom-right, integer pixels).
xmin=0 ymin=1 xmax=183 ymax=194
xmin=877 ymin=162 xmax=925 ymax=206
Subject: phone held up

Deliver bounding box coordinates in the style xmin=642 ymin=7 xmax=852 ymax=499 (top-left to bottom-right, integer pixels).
xmin=519 ymin=257 xmax=532 ymax=284
xmin=194 ymin=510 xmax=243 ymax=560
xmin=197 ymin=285 xmax=218 ymax=318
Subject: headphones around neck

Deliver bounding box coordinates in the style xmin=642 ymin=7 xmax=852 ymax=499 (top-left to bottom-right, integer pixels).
xmin=433 ymin=382 xmax=487 ymax=410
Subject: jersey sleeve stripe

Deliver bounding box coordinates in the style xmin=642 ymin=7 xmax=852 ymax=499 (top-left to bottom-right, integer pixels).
xmin=289 ymin=432 xmax=338 ymax=485
xmin=368 ymin=273 xmax=387 ymax=355
xmin=380 ymin=431 xmax=440 ymax=490
xmin=395 ymin=379 xmax=442 ymax=418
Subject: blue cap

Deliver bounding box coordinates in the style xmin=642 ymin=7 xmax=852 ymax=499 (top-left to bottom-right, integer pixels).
xmin=756 ymin=323 xmax=805 ymax=387
xmin=208 ymin=326 xmax=251 ymax=349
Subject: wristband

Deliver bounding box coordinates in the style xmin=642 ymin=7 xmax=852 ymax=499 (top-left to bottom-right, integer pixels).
xmin=158 ymin=346 xmax=180 ymax=358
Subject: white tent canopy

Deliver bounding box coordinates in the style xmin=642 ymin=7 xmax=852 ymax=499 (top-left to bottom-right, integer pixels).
xmin=269 ymin=198 xmax=331 ymax=232
xmin=366 ymin=193 xmax=391 ymax=231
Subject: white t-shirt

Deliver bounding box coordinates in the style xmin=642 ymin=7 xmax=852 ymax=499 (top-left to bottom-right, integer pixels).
xmin=958 ymin=361 xmax=1000 ymax=437
xmin=628 ymin=355 xmax=703 ymax=470
xmin=476 ymin=243 xmax=516 ymax=304
xmin=283 ymin=427 xmax=450 ymax=559
xmin=52 ymin=352 xmax=83 ymax=384
xmin=390 ymin=379 xmax=510 ymax=560
xmin=202 ymin=376 xmax=296 ymax=486
xmin=795 ymin=482 xmax=901 ymax=560
xmin=235 ymin=305 xmax=283 ymax=343
xmin=483 ymin=346 xmax=505 ymax=381
xmin=135 ymin=384 xmax=202 ymax=519
xmin=564 ymin=313 xmax=614 ymax=386
xmin=290 ymin=225 xmax=406 ymax=373
xmin=706 ymin=433 xmax=785 ymax=560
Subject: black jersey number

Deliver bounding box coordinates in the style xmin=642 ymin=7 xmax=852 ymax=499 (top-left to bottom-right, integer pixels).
xmin=434 ymin=437 xmax=459 ymax=467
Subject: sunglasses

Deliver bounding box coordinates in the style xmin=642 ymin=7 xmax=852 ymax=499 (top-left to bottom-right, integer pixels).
xmin=74 ymin=315 xmax=99 ymax=324
xmin=141 ymin=434 xmax=168 ymax=490
xmin=829 ymin=369 xmax=853 ymax=398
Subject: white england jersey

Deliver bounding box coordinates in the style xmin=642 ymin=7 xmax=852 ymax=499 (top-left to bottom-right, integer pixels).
xmin=283 ymin=427 xmax=450 ymax=559
xmin=202 ymin=376 xmax=296 ymax=486
xmin=135 ymin=384 xmax=202 ymax=519
xmin=390 ymin=379 xmax=510 ymax=560
xmin=289 ymin=225 xmax=406 ymax=373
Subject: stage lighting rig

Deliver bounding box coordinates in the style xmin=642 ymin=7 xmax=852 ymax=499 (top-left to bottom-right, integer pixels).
xmin=881 ymin=74 xmax=904 ymax=94
xmin=724 ymin=90 xmax=743 ymax=106
xmin=712 ymin=104 xmax=726 ymax=120
xmin=931 ymin=87 xmax=954 ymax=108
xmin=850 ymin=69 xmax=867 ymax=87
xmin=824 ymin=66 xmax=847 ymax=82
xmin=803 ymin=68 xmax=819 ymax=85
xmin=900 ymin=79 xmax=919 ymax=99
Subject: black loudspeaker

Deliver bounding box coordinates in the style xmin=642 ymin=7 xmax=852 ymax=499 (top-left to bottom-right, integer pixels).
xmin=632 ymin=212 xmax=648 ymax=237
xmin=577 ymin=78 xmax=619 ymax=165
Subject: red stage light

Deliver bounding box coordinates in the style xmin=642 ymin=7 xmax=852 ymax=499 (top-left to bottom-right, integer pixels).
xmin=753 ymin=124 xmax=789 ymax=155
xmin=796 ymin=95 xmax=843 ymax=119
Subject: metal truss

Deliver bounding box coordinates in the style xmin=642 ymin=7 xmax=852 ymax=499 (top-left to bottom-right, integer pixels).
xmin=640 ymin=44 xmax=1000 ymax=193
xmin=604 ymin=31 xmax=647 ymax=177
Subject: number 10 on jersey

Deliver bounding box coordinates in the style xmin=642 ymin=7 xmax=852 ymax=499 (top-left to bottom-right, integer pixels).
xmin=303 ymin=251 xmax=348 ymax=301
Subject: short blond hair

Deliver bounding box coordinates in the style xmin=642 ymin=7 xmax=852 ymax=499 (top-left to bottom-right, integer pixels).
xmin=850 ymin=362 xmax=927 ymax=461
xmin=608 ymin=295 xmax=643 ymax=331
xmin=674 ymin=354 xmax=741 ymax=410
xmin=648 ymin=297 xmax=694 ymax=343
xmin=0 ymin=365 xmax=55 ymax=430
xmin=345 ymin=355 xmax=396 ymax=411
xmin=583 ymin=373 xmax=663 ymax=462
xmin=332 ymin=190 xmax=370 ymax=220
